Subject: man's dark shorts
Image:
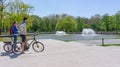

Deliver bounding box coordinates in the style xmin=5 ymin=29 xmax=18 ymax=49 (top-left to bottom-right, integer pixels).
xmin=20 ymin=35 xmax=26 ymax=42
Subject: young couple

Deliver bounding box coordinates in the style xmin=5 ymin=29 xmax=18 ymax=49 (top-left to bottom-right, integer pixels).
xmin=12 ymin=17 xmax=28 ymax=54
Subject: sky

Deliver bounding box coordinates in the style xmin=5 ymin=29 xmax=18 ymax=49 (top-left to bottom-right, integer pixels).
xmin=23 ymin=0 xmax=120 ymax=18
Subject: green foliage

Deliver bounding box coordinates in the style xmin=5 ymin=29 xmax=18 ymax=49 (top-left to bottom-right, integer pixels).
xmin=90 ymin=14 xmax=101 ymax=31
xmin=0 ymin=0 xmax=33 ymax=34
xmin=115 ymin=11 xmax=120 ymax=32
xmin=56 ymin=16 xmax=77 ymax=32
xmin=1 ymin=0 xmax=120 ymax=33
xmin=76 ymin=17 xmax=89 ymax=31
xmin=31 ymin=15 xmax=41 ymax=32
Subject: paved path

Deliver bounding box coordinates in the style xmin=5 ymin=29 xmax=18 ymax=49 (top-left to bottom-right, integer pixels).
xmin=0 ymin=39 xmax=120 ymax=67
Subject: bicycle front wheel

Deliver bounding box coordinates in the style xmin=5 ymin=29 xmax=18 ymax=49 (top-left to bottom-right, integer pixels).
xmin=12 ymin=42 xmax=23 ymax=55
xmin=32 ymin=41 xmax=44 ymax=52
xmin=3 ymin=43 xmax=12 ymax=52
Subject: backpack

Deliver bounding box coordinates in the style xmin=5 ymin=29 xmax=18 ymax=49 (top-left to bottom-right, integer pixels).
xmin=10 ymin=27 xmax=14 ymax=35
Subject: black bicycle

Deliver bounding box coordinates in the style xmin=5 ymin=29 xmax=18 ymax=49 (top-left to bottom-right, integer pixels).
xmin=3 ymin=36 xmax=23 ymax=55
xmin=3 ymin=35 xmax=22 ymax=55
xmin=3 ymin=33 xmax=44 ymax=55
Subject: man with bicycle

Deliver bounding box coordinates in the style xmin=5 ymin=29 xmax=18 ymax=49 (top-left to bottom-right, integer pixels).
xmin=19 ymin=17 xmax=28 ymax=54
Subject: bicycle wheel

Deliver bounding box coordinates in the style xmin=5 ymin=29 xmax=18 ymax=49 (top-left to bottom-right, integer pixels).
xmin=3 ymin=43 xmax=12 ymax=52
xmin=32 ymin=41 xmax=44 ymax=52
xmin=12 ymin=42 xmax=23 ymax=55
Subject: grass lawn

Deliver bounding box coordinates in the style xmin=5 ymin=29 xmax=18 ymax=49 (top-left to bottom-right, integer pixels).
xmin=101 ymin=44 xmax=120 ymax=46
xmin=63 ymin=40 xmax=74 ymax=42
xmin=0 ymin=38 xmax=6 ymax=42
xmin=0 ymin=36 xmax=32 ymax=42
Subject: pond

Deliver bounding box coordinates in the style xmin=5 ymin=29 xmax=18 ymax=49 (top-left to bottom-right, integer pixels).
xmin=36 ymin=34 xmax=120 ymax=41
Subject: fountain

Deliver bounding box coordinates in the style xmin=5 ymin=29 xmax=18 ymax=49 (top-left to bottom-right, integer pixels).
xmin=55 ymin=31 xmax=67 ymax=35
xmin=81 ymin=28 xmax=96 ymax=36
xmin=37 ymin=29 xmax=119 ymax=40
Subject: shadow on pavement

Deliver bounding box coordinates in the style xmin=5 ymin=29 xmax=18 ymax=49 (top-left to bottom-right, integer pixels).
xmin=0 ymin=52 xmax=20 ymax=59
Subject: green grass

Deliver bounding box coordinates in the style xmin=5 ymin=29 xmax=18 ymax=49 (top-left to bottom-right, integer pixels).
xmin=63 ymin=40 xmax=74 ymax=42
xmin=0 ymin=38 xmax=5 ymax=41
xmin=101 ymin=44 xmax=120 ymax=47
xmin=0 ymin=36 xmax=32 ymax=42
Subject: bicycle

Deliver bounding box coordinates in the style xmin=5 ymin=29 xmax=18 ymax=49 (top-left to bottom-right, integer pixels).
xmin=3 ymin=36 xmax=23 ymax=55
xmin=3 ymin=33 xmax=44 ymax=55
xmin=23 ymin=33 xmax=44 ymax=52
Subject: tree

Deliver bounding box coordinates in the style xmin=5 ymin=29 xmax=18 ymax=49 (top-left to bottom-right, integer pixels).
xmin=100 ymin=20 xmax=107 ymax=31
xmin=47 ymin=14 xmax=61 ymax=31
xmin=56 ymin=16 xmax=77 ymax=32
xmin=108 ymin=16 xmax=115 ymax=31
xmin=115 ymin=10 xmax=120 ymax=32
xmin=31 ymin=15 xmax=42 ymax=32
xmin=0 ymin=0 xmax=9 ymax=34
xmin=76 ymin=17 xmax=87 ymax=32
xmin=0 ymin=0 xmax=34 ymax=34
xmin=40 ymin=17 xmax=52 ymax=32
xmin=100 ymin=14 xmax=110 ymax=31
xmin=90 ymin=14 xmax=101 ymax=31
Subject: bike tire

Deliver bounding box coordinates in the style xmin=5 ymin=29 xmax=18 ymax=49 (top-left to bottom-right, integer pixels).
xmin=3 ymin=43 xmax=12 ymax=52
xmin=12 ymin=42 xmax=23 ymax=55
xmin=32 ymin=41 xmax=44 ymax=52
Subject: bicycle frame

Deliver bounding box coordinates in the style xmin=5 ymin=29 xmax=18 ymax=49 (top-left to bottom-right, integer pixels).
xmin=9 ymin=33 xmax=37 ymax=48
xmin=26 ymin=34 xmax=37 ymax=47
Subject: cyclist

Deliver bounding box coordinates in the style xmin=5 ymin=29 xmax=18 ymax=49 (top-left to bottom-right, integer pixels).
xmin=12 ymin=22 xmax=19 ymax=51
xmin=19 ymin=17 xmax=28 ymax=54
